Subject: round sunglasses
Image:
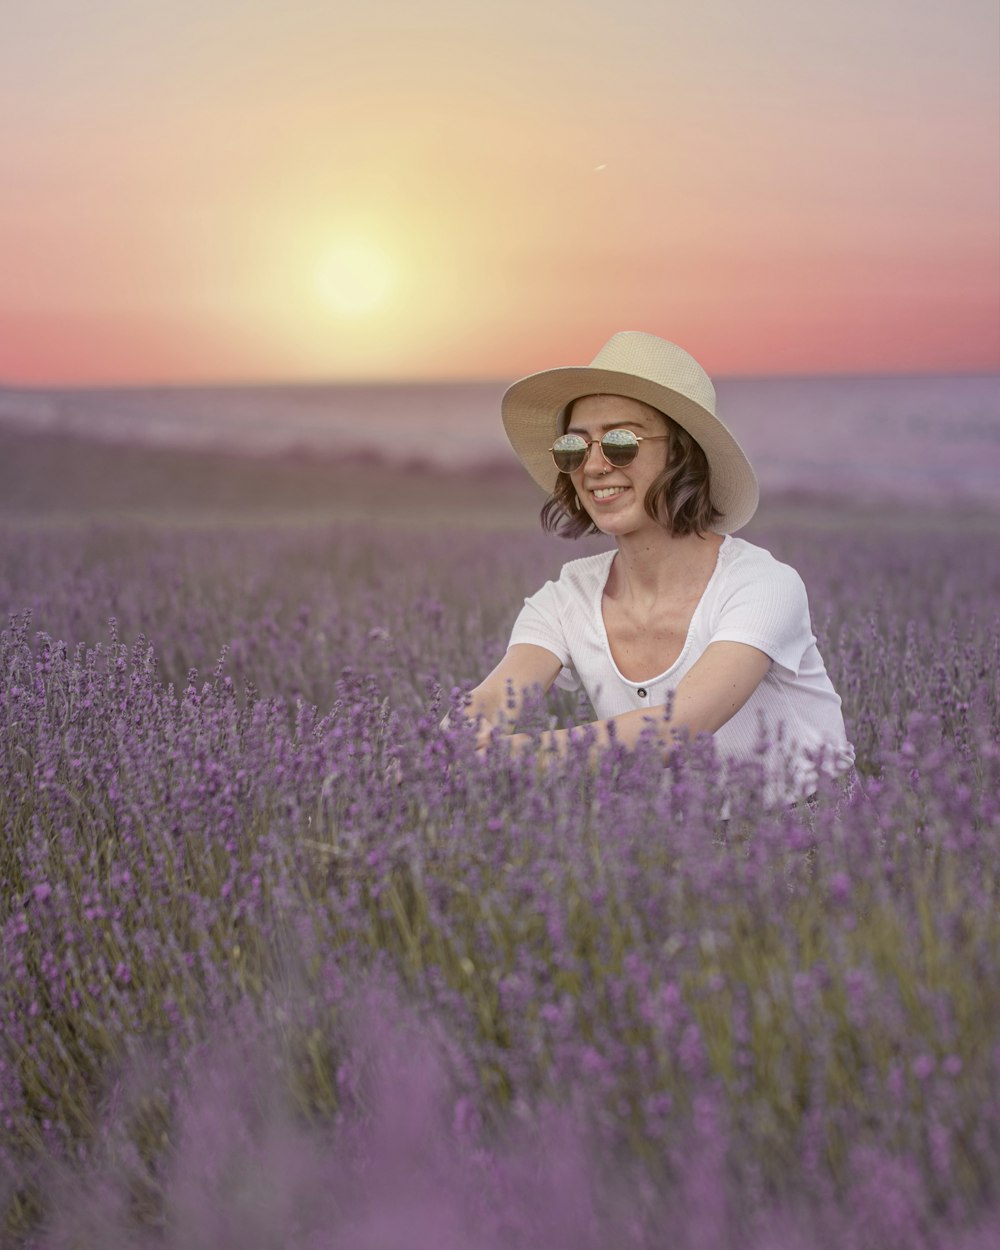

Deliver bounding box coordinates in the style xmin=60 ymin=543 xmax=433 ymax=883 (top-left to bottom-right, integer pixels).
xmin=549 ymin=428 xmax=669 ymax=474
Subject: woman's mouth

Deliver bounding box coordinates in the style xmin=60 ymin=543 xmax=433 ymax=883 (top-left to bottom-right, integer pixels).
xmin=591 ymin=486 xmax=629 ymax=501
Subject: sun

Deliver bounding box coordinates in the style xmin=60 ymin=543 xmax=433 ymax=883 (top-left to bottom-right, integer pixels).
xmin=314 ymin=239 xmax=395 ymax=317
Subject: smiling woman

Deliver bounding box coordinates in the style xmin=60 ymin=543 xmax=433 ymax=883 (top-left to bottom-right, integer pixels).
xmin=314 ymin=238 xmax=396 ymax=317
xmin=450 ymin=330 xmax=856 ymax=808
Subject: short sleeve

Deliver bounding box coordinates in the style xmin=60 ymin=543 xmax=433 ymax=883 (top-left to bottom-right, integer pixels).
xmin=709 ymin=559 xmax=814 ymax=676
xmin=508 ymin=580 xmax=581 ymax=691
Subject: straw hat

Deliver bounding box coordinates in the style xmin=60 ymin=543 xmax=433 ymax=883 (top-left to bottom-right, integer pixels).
xmin=501 ymin=330 xmax=759 ymax=533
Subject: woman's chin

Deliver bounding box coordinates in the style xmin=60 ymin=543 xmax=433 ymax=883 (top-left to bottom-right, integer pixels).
xmin=589 ymin=513 xmax=645 ymax=538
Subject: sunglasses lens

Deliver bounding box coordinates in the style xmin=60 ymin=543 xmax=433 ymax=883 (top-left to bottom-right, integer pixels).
xmin=551 ymin=434 xmax=588 ymax=473
xmin=601 ymin=429 xmax=640 ymax=466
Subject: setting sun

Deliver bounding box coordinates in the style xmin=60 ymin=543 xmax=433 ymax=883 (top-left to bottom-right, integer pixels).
xmin=314 ymin=239 xmax=395 ymax=318
xmin=0 ymin=0 xmax=995 ymax=383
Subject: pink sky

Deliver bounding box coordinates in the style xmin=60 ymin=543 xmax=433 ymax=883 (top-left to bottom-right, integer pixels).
xmin=2 ymin=0 xmax=998 ymax=383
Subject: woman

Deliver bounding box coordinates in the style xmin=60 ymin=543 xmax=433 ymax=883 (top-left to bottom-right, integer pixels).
xmin=461 ymin=331 xmax=854 ymax=804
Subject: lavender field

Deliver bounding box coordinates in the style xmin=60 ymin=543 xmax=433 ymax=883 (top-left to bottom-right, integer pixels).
xmin=2 ymin=429 xmax=1000 ymax=1248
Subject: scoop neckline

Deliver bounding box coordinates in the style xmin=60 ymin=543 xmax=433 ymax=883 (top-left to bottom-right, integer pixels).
xmin=594 ymin=534 xmax=732 ymax=687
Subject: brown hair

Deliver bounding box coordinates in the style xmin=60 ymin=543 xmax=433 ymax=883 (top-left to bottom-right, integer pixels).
xmin=539 ymin=398 xmax=721 ymax=538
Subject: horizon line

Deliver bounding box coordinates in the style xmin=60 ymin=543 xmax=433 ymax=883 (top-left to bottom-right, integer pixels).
xmin=2 ymin=365 xmax=999 ymax=392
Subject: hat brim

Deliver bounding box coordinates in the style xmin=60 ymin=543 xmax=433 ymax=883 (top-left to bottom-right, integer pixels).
xmin=501 ymin=365 xmax=759 ymax=533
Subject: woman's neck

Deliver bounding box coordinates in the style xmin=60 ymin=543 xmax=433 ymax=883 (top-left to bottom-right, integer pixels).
xmin=608 ymin=528 xmax=724 ymax=603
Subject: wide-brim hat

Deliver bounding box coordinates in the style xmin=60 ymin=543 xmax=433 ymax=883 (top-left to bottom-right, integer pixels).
xmin=501 ymin=330 xmax=759 ymax=533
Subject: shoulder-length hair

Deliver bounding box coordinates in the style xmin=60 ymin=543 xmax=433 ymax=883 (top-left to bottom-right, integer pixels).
xmin=540 ymin=398 xmax=722 ymax=538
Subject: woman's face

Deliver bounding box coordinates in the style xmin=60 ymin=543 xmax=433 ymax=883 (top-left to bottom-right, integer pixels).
xmin=565 ymin=394 xmax=670 ymax=537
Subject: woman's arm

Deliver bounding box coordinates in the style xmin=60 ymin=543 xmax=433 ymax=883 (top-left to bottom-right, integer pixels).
xmin=494 ymin=640 xmax=771 ymax=761
xmin=444 ymin=644 xmax=564 ymax=743
xmin=666 ymin=640 xmax=773 ymax=735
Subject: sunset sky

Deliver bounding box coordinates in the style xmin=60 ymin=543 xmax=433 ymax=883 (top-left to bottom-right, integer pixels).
xmin=3 ymin=0 xmax=998 ymax=384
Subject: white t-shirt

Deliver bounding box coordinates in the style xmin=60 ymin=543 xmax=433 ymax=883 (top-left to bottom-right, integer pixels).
xmin=508 ymin=535 xmax=854 ymax=802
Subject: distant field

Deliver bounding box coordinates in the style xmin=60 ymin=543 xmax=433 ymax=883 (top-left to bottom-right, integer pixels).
xmin=3 ymin=422 xmax=1000 ymax=538
xmin=0 ymin=424 xmax=541 ymax=529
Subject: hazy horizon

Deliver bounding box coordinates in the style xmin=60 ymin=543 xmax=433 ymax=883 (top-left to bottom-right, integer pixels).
xmin=2 ymin=366 xmax=999 ymax=394
xmin=2 ymin=372 xmax=996 ymax=511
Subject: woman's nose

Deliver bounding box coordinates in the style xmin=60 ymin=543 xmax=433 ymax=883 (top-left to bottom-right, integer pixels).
xmin=582 ymin=440 xmax=607 ymax=473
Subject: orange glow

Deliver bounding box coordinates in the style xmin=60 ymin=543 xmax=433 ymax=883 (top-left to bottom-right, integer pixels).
xmin=1 ymin=2 xmax=997 ymax=383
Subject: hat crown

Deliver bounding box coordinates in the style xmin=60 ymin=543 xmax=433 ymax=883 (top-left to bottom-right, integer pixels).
xmin=590 ymin=331 xmax=717 ymax=417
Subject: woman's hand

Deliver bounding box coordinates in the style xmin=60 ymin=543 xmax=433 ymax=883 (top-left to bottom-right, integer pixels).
xmin=475 ymin=728 xmax=535 ymax=758
xmin=475 ymin=729 xmax=573 ymax=771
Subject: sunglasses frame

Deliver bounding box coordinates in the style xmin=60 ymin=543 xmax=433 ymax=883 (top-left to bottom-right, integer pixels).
xmin=549 ymin=428 xmax=670 ymax=474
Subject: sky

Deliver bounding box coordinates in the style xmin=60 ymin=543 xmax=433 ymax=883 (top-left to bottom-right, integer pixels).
xmin=2 ymin=0 xmax=998 ymax=384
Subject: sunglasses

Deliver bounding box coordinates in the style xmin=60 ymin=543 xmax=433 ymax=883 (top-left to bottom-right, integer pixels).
xmin=549 ymin=428 xmax=669 ymax=474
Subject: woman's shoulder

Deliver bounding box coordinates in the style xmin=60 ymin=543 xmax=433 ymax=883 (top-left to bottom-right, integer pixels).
xmin=525 ymin=549 xmax=613 ymax=611
xmin=721 ymin=535 xmax=801 ymax=576
xmin=523 ymin=548 xmax=612 ymax=591
xmin=716 ymin=535 xmax=807 ymax=599
xmin=552 ymin=548 xmax=616 ymax=589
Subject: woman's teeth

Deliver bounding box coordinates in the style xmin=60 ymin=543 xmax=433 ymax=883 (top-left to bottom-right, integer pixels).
xmin=593 ymin=486 xmax=627 ymax=500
